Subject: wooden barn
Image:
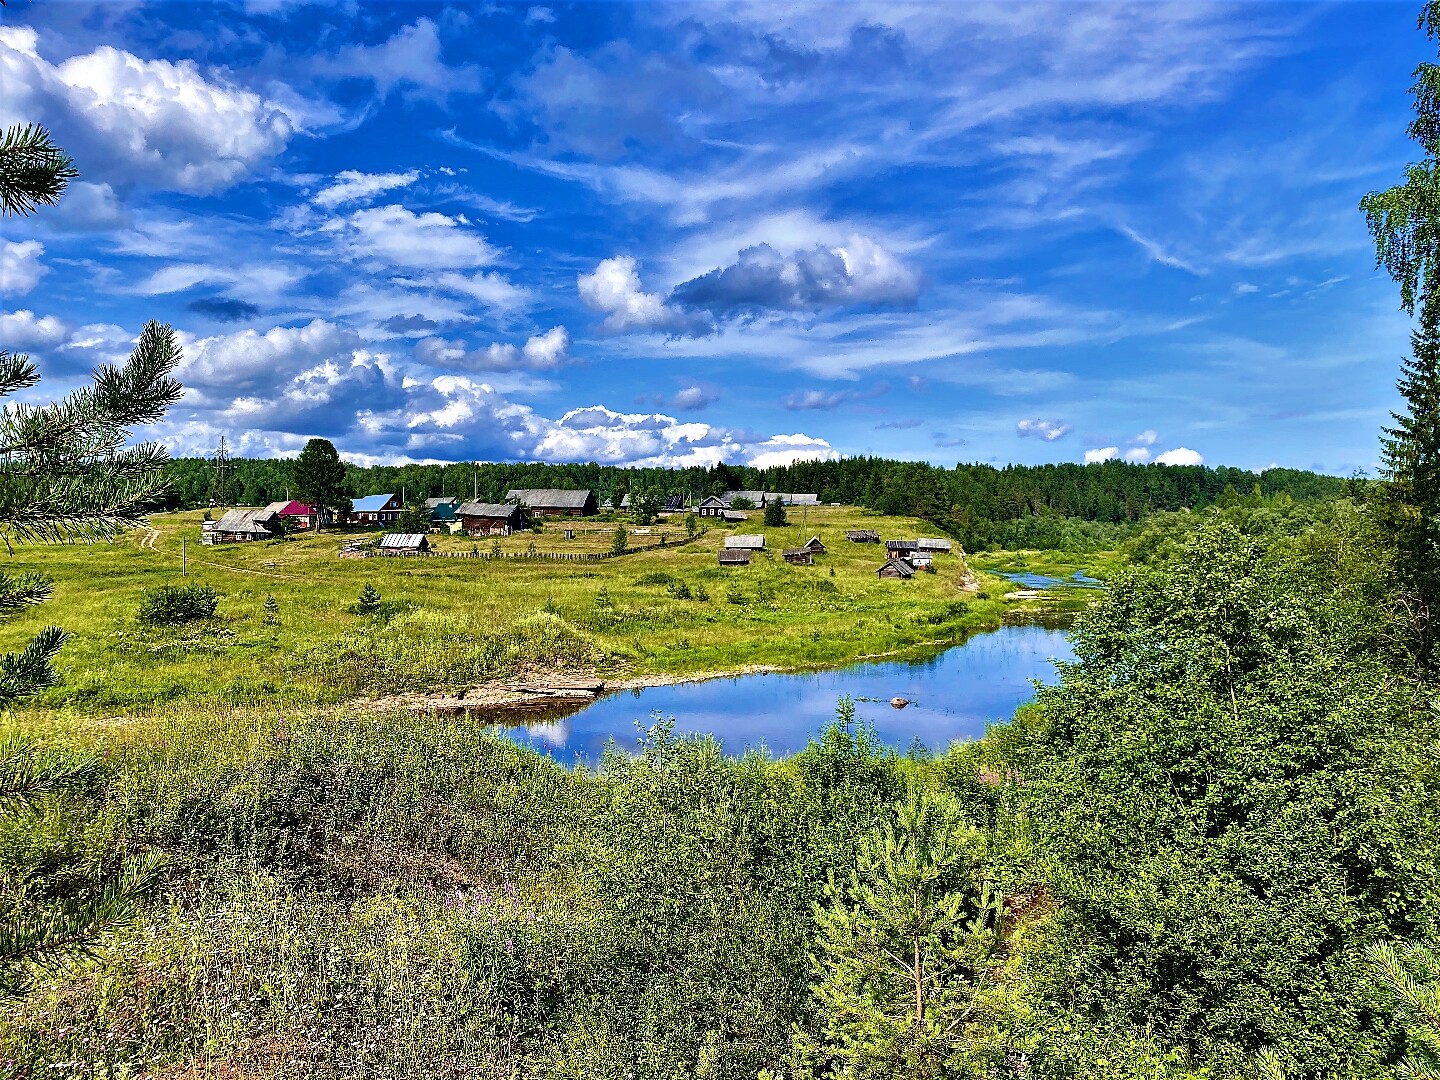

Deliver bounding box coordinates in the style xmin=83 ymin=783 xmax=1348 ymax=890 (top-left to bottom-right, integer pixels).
xmin=801 ymin=536 xmax=827 ymax=554
xmin=846 ymin=529 xmax=881 ymax=543
xmin=876 ymin=557 xmax=916 ymax=579
xmin=379 ymin=533 xmax=430 ymax=555
xmin=782 ymin=548 xmax=813 ymax=565
xmin=886 ymin=539 xmax=920 ymax=556
xmin=505 ymin=488 xmax=598 ymax=517
xmin=725 ymin=534 xmax=766 ymax=550
xmin=458 ymin=501 xmax=526 ymax=536
xmin=718 ymin=549 xmax=752 ymax=566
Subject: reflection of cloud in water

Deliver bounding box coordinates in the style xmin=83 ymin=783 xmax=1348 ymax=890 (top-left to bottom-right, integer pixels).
xmin=493 ymin=624 xmax=1074 ymax=766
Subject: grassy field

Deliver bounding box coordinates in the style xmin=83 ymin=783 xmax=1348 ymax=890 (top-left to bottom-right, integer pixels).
xmin=8 ymin=505 xmax=1081 ymax=711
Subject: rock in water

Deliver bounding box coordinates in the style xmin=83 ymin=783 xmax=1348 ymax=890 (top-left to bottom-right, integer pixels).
xmin=890 ymin=696 xmax=909 ymax=709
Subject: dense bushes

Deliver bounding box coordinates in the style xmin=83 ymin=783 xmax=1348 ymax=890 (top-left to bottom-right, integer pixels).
xmin=136 ymin=584 xmax=218 ymax=625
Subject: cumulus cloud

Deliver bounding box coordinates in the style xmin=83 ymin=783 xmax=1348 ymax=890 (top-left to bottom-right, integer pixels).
xmin=315 ymin=18 xmax=483 ymax=100
xmin=577 ymin=255 xmax=708 ymax=335
xmin=671 ymin=236 xmax=921 ymax=319
xmin=0 ymin=309 xmax=69 ymax=351
xmin=669 ymin=386 xmax=719 ymax=411
xmin=0 ymin=26 xmax=296 ymax=194
xmin=415 ymin=327 xmax=572 ymax=372
xmin=1124 ymin=447 xmax=1151 ymax=463
xmin=314 ymin=170 xmax=420 ymax=208
xmin=41 ymin=181 xmax=129 ymax=232
xmin=1130 ymin=429 xmax=1160 ymax=447
xmin=1156 ymin=447 xmax=1204 ymax=466
xmin=321 ymin=205 xmax=499 ymax=270
xmin=1015 ymin=418 xmax=1071 ymax=441
xmin=0 ymin=240 xmax=45 ymax=295
xmin=187 ymin=297 xmax=261 ymax=322
xmin=1084 ymin=446 xmax=1119 ymax=463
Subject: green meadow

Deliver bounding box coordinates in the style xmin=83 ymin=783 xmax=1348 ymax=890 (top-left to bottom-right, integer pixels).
xmin=14 ymin=506 xmax=1085 ymax=711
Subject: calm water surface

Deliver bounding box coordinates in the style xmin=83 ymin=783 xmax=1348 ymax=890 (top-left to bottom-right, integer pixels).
xmin=490 ymin=623 xmax=1074 ymax=765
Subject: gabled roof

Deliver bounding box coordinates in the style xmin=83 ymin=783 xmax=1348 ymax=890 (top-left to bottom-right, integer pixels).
xmin=380 ymin=533 xmax=428 ymax=549
xmin=772 ymin=493 xmax=820 ymax=505
xmin=916 ymin=537 xmax=953 ymax=551
xmin=352 ymin=493 xmax=397 ymax=513
xmin=506 ymin=488 xmax=594 ymax=508
xmin=458 ymin=501 xmax=522 ymax=518
xmin=877 ymin=557 xmax=916 ymax=578
xmin=725 ymin=534 xmax=765 ymax=549
xmin=663 ymin=494 xmax=686 ymax=511
xmin=718 ymin=549 xmax=752 ymax=564
xmin=728 ymin=490 xmax=765 ymax=505
xmin=886 ymin=539 xmax=919 ymax=550
xmin=213 ymin=509 xmax=275 ymax=534
xmin=698 ymin=495 xmax=728 ymax=507
xmin=425 ymin=496 xmax=460 ymax=509
xmin=802 ymin=535 xmax=826 ymax=552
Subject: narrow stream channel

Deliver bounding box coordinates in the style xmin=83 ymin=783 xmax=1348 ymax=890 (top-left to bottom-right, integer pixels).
xmin=487 ymin=622 xmax=1075 ymax=765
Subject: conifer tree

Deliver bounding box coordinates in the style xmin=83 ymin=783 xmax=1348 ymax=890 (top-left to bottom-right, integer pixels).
xmin=293 ymin=437 xmax=351 ymax=530
xmin=1363 ymin=2 xmax=1440 ymax=657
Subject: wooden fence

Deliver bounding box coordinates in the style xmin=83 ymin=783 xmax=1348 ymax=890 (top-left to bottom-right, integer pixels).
xmin=344 ymin=529 xmax=709 ymax=562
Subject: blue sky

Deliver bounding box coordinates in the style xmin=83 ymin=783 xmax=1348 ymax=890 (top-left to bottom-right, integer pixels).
xmin=0 ymin=0 xmax=1425 ymax=471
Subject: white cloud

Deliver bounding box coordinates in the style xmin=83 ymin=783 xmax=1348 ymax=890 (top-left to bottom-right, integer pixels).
xmin=416 ymin=326 xmax=572 ymax=372
xmin=315 ymin=18 xmax=483 ymax=100
xmin=314 ymin=170 xmax=420 ymax=208
xmin=1130 ymin=429 xmax=1160 ymax=447
xmin=1117 ymin=225 xmax=1202 ymax=274
xmin=527 ymin=6 xmax=556 ymax=23
xmin=0 ymin=240 xmax=45 ymax=295
xmin=321 ymin=205 xmax=499 ymax=270
xmin=0 ymin=309 xmax=68 ymax=350
xmin=670 ymin=386 xmax=718 ymax=410
xmin=1124 ymin=447 xmax=1151 ymax=463
xmin=1156 ymin=447 xmax=1204 ymax=466
xmin=1084 ymin=446 xmax=1119 ymax=464
xmin=426 ymin=270 xmax=533 ymax=313
xmin=578 ymin=255 xmax=707 ymax=335
xmin=1016 ymin=418 xmax=1071 ymax=441
xmin=0 ymin=26 xmax=297 ymax=194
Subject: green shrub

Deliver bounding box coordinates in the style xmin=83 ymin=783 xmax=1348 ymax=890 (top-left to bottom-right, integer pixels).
xmin=137 ymin=584 xmax=219 ymax=626
xmin=353 ymin=583 xmax=382 ymax=615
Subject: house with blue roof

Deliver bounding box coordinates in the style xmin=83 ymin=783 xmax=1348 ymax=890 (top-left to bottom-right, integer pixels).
xmin=348 ymin=492 xmax=403 ymax=526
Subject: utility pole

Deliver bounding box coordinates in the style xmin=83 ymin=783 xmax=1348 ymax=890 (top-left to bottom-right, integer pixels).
xmin=211 ymin=436 xmax=231 ymax=508
xmin=472 ymin=464 xmax=478 ymax=501
xmin=182 ymin=537 xmax=187 ymax=577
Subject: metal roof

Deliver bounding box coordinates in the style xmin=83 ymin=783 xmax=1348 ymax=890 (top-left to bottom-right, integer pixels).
xmin=877 ymin=557 xmax=916 ymax=578
xmin=917 ymin=537 xmax=953 ymax=551
xmin=351 ymin=493 xmax=397 ymax=513
xmin=380 ymin=533 xmax=428 ymax=549
xmin=727 ymin=490 xmax=765 ymax=505
xmin=506 ymin=488 xmax=594 ymax=508
xmin=725 ymin=534 xmax=766 ymax=549
xmin=458 ymin=501 xmax=521 ymax=517
xmin=425 ymin=497 xmax=459 ymax=508
xmin=213 ymin=509 xmax=275 ymax=534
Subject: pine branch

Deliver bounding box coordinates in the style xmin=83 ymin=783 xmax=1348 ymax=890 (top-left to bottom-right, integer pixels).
xmin=0 ymin=123 xmax=77 ymax=218
xmin=0 ymin=352 xmax=42 ymax=399
xmin=0 ymin=569 xmax=54 ymax=620
xmin=0 ymin=850 xmax=165 ymax=998
xmin=0 ymin=735 xmax=101 ymax=811
xmin=0 ymin=626 xmax=67 ymax=706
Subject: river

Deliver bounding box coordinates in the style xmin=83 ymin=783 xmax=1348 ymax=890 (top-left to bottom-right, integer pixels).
xmin=489 ymin=622 xmax=1074 ymax=765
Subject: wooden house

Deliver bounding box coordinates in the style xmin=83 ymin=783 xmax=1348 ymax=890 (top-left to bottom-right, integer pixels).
xmin=426 ymin=497 xmax=460 ymax=527
xmin=916 ymin=537 xmax=953 ymax=553
xmin=801 ymin=536 xmax=827 ymax=554
xmin=846 ymin=529 xmax=880 ymax=543
xmin=210 ymin=508 xmax=280 ymax=542
xmin=769 ymin=492 xmax=820 ymax=506
xmin=349 ymin=493 xmax=403 ymax=526
xmin=458 ymin=501 xmax=526 ymax=536
xmin=886 ymin=539 xmax=920 ymax=556
xmin=876 ymin=557 xmax=916 ymax=579
xmin=505 ymin=488 xmax=598 ymax=517
xmin=696 ymin=495 xmax=729 ymax=518
xmin=728 ymin=490 xmax=766 ymax=508
xmin=379 ymin=533 xmax=430 ymax=555
xmin=782 ymin=548 xmax=813 ymax=565
xmin=261 ymin=499 xmax=323 ymax=530
xmin=725 ymin=534 xmax=766 ymax=550
xmin=718 ymin=549 xmax=752 ymax=566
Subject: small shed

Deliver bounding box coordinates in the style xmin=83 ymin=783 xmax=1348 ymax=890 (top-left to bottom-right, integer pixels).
xmin=876 ymin=557 xmax=916 ymax=579
xmin=718 ymin=549 xmax=752 ymax=566
xmin=721 ymin=510 xmax=749 ymax=523
xmin=725 ymin=534 xmax=766 ymax=550
xmin=846 ymin=529 xmax=881 ymax=543
xmin=909 ymin=553 xmax=935 ymax=571
xmin=379 ymin=533 xmax=430 ymax=555
xmin=801 ymin=535 xmax=827 ymax=554
xmin=782 ymin=548 xmax=813 ymax=565
xmin=916 ymin=537 xmax=953 ymax=553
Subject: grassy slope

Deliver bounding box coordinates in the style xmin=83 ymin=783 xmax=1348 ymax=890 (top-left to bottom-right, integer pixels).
xmin=15 ymin=506 xmax=1061 ymax=711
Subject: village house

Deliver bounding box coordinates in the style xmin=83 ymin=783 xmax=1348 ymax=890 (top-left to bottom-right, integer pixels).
xmin=378 ymin=533 xmax=430 ymax=555
xmin=725 ymin=534 xmax=766 ymax=551
xmin=349 ymin=493 xmax=403 ymax=526
xmin=876 ymin=557 xmax=916 ymax=579
xmin=426 ymin=497 xmax=460 ymax=528
xmin=457 ymin=501 xmax=526 ymax=536
xmin=260 ymin=499 xmax=324 ymax=530
xmin=917 ymin=537 xmax=954 ymax=553
xmin=208 ymin=508 xmax=280 ymax=543
xmin=718 ymin=548 xmax=752 ymax=566
xmin=505 ymin=488 xmax=599 ymax=517
xmin=782 ymin=548 xmax=813 ymax=565
xmin=886 ymin=539 xmax=920 ymax=556
xmin=696 ymin=495 xmax=729 ymax=518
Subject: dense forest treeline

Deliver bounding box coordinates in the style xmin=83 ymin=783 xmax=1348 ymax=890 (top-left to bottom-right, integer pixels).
xmin=163 ymin=454 xmax=1344 ymax=550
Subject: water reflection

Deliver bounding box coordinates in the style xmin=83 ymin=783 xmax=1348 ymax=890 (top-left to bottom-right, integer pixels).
xmin=478 ymin=623 xmax=1073 ymax=765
